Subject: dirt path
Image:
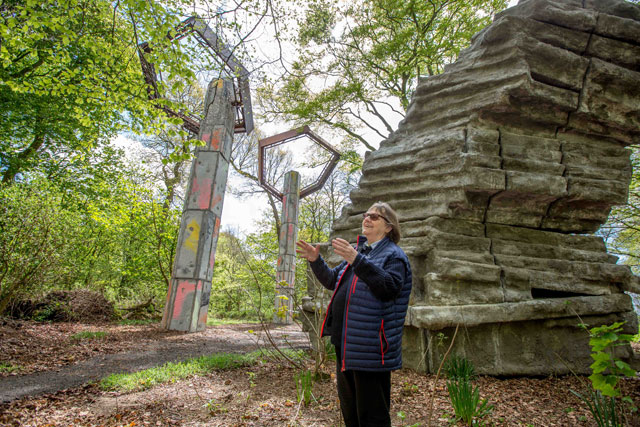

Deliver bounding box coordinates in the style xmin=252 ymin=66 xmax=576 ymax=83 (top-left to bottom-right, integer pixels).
xmin=0 ymin=321 xmax=309 ymax=404
xmin=2 ymin=321 xmax=640 ymax=426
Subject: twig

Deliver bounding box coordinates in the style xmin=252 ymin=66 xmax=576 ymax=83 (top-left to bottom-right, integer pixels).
xmin=426 ymin=323 xmax=459 ymax=427
xmin=229 ymin=236 xmax=304 ymax=370
xmin=292 ymin=392 xmax=304 ymax=424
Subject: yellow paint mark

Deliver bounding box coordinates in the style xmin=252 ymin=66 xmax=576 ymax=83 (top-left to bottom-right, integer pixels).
xmin=216 ymin=79 xmax=224 ymax=88
xmin=184 ymin=219 xmax=201 ymax=254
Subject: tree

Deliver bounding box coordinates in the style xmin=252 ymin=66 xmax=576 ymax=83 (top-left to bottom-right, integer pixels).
xmin=602 ymin=152 xmax=640 ymax=274
xmin=259 ymin=0 xmax=508 ymax=150
xmin=0 ymin=145 xmax=184 ymax=315
xmin=0 ymin=0 xmax=196 ymax=183
xmin=0 ymin=179 xmax=72 ymax=313
xmin=134 ymin=80 xmax=207 ymax=212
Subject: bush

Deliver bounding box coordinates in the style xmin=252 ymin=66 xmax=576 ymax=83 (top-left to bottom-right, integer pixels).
xmin=9 ymin=290 xmax=114 ymax=322
xmin=0 ymin=179 xmax=74 ymax=314
xmin=0 ymin=172 xmax=180 ymax=318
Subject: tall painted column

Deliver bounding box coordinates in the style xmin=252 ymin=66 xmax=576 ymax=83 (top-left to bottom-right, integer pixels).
xmin=274 ymin=171 xmax=301 ymax=324
xmin=162 ymin=79 xmax=235 ymax=332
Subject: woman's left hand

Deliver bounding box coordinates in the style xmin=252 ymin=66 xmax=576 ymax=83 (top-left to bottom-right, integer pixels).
xmin=332 ymin=238 xmax=358 ymax=264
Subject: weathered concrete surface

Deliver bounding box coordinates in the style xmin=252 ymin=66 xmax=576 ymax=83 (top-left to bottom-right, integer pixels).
xmin=302 ymin=0 xmax=640 ymax=375
xmin=274 ymin=171 xmax=301 ymax=324
xmin=162 ymin=80 xmax=235 ymax=332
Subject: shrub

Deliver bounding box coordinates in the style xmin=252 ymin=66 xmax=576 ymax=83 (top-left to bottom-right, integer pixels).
xmin=0 ymin=180 xmax=73 ymax=314
xmin=584 ymin=322 xmax=636 ymax=397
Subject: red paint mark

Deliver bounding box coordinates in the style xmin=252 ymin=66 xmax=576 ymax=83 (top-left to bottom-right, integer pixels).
xmin=192 ymin=178 xmax=213 ymax=209
xmin=199 ymin=310 xmax=208 ymax=326
xmin=210 ymin=129 xmax=222 ymax=150
xmin=201 ymin=134 xmax=210 ymax=145
xmin=172 ymin=281 xmax=197 ymax=319
xmin=213 ymin=217 xmax=221 ymax=237
xmin=288 ymin=223 xmax=294 ymax=236
xmin=211 ymin=193 xmax=223 ymax=211
xmin=277 ymin=256 xmax=282 ymax=267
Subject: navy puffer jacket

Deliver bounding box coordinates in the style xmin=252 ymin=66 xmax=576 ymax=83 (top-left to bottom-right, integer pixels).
xmin=310 ymin=235 xmax=412 ymax=372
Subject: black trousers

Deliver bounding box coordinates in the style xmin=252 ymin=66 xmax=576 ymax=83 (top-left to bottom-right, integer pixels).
xmin=335 ymin=346 xmax=392 ymax=427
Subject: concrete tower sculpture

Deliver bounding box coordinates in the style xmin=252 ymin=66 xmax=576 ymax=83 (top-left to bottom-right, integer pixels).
xmin=302 ymin=0 xmax=640 ymax=374
xmin=258 ymin=127 xmax=340 ymax=324
xmin=139 ymin=17 xmax=254 ymax=332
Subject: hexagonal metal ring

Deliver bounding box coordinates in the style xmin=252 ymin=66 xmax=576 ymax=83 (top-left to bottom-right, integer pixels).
xmin=258 ymin=126 xmax=341 ymax=200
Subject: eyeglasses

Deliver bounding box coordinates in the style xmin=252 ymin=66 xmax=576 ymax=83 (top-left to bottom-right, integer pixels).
xmin=362 ymin=212 xmax=390 ymax=223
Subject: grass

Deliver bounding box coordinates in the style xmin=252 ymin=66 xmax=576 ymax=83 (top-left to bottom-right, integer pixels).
xmin=206 ymin=317 xmax=260 ymax=326
xmin=100 ymin=351 xmax=262 ymax=392
xmin=115 ymin=317 xmax=259 ymax=327
xmin=117 ymin=318 xmax=157 ymax=326
xmin=0 ymin=362 xmax=20 ymax=374
xmin=447 ymin=378 xmax=494 ymax=426
xmin=444 ymin=356 xmax=476 ymax=382
xmin=70 ymin=331 xmax=108 ymax=340
xmin=99 ymin=348 xmax=308 ymax=393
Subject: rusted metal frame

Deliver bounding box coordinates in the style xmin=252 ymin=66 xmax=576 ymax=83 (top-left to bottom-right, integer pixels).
xmin=137 ymin=16 xmax=254 ymax=135
xmin=257 ymin=125 xmax=342 ymax=200
xmin=299 ymin=155 xmax=340 ymax=198
xmin=259 ymin=126 xmax=310 ymax=147
xmin=137 ymin=43 xmax=159 ymax=100
xmin=184 ymin=17 xmax=254 ymax=134
xmin=257 ymin=146 xmax=284 ymax=200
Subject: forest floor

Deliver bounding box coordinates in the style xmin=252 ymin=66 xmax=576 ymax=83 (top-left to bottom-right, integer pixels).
xmin=0 ymin=318 xmax=639 ymax=427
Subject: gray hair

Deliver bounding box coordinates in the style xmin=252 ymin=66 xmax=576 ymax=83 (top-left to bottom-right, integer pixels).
xmin=369 ymin=201 xmax=401 ymax=243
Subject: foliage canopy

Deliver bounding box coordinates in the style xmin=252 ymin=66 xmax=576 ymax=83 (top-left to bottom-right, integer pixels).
xmin=259 ymin=0 xmax=508 ymax=150
xmin=0 ymin=0 xmax=195 ymax=182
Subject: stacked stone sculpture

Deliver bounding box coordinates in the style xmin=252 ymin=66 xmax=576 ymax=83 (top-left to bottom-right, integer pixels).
xmin=301 ymin=0 xmax=640 ymax=375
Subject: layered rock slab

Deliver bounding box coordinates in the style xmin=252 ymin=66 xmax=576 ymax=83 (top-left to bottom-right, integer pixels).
xmin=301 ymin=0 xmax=640 ymax=375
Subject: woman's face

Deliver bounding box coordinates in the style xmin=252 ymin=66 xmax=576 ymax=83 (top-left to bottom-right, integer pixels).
xmin=362 ymin=208 xmax=392 ymax=244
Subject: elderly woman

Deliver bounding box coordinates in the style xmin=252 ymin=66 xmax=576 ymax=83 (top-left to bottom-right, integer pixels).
xmin=296 ymin=201 xmax=412 ymax=427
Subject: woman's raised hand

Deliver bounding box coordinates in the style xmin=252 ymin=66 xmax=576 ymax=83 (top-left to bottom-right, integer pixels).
xmin=331 ymin=238 xmax=357 ymax=264
xmin=296 ymin=240 xmax=320 ymax=262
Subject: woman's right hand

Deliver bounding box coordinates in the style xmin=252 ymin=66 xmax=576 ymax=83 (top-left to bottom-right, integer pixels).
xmin=296 ymin=240 xmax=320 ymax=262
